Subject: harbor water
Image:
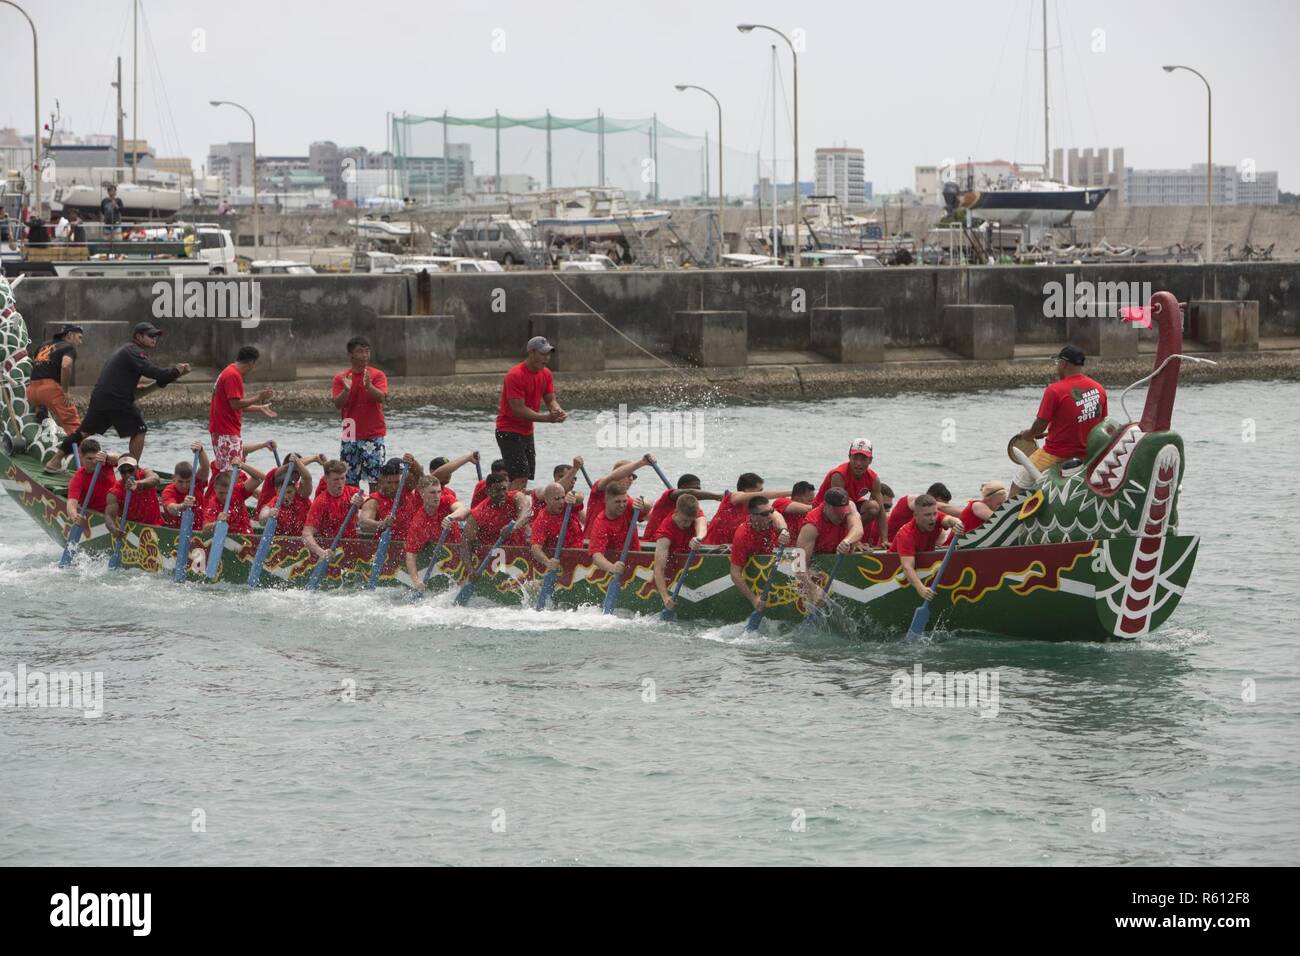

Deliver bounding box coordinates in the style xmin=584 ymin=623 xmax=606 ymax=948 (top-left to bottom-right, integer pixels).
xmin=2 ymin=380 xmax=1298 ymax=865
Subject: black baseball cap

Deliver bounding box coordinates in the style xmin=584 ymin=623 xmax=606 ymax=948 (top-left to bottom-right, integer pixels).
xmin=53 ymin=323 xmax=84 ymax=339
xmin=1056 ymin=345 xmax=1086 ymax=365
xmin=133 ymin=321 xmax=164 ymax=337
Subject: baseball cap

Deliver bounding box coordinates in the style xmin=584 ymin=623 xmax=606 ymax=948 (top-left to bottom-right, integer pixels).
xmin=380 ymin=458 xmax=405 ymax=476
xmin=133 ymin=321 xmax=164 ymax=337
xmin=526 ymin=336 xmax=555 ymax=354
xmin=1056 ymin=344 xmax=1086 ymax=365
xmin=848 ymin=438 xmax=873 ymax=457
xmin=824 ymin=487 xmax=854 ymax=515
xmin=117 ymin=456 xmax=138 ymax=471
xmin=53 ymin=323 xmax=84 ymax=339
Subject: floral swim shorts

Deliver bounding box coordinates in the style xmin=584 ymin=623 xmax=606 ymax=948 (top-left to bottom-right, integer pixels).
xmin=339 ymin=437 xmax=386 ymax=487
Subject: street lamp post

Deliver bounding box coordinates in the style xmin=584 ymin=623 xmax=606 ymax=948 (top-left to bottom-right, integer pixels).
xmin=675 ymin=84 xmax=724 ymax=263
xmin=211 ymin=99 xmax=259 ymax=253
xmin=1163 ymin=64 xmax=1213 ymax=263
xmin=1 ymin=1 xmax=40 ymax=217
xmin=738 ymin=23 xmax=800 ymax=267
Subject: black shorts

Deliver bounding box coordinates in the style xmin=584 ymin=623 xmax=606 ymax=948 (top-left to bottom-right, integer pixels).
xmin=79 ymin=402 xmax=148 ymax=440
xmin=495 ymin=430 xmax=536 ymax=481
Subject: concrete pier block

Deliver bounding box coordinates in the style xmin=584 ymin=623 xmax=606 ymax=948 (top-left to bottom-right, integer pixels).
xmin=672 ymin=310 xmax=747 ymax=367
xmin=41 ymin=320 xmax=130 ymax=386
xmin=811 ymin=307 xmax=884 ymax=363
xmin=372 ymin=315 xmax=457 ymax=376
xmin=527 ymin=312 xmax=605 ymax=372
xmin=1190 ymin=300 xmax=1259 ymax=351
xmin=941 ymin=305 xmax=1015 ymax=360
xmin=210 ymin=317 xmax=297 ymax=381
xmin=1065 ymin=313 xmax=1139 ymax=359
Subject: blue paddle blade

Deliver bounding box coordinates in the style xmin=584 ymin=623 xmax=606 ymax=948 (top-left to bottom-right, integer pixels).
xmin=173 ymin=510 xmax=195 ymax=582
xmin=453 ymin=580 xmax=475 ymax=605
xmin=247 ymin=518 xmax=279 ymax=588
xmin=601 ymin=583 xmax=621 ymax=613
xmin=659 ymin=608 xmax=676 ymax=621
xmin=58 ymin=526 xmax=83 ymax=568
xmin=535 ymin=570 xmax=558 ymax=610
xmin=744 ymin=608 xmax=764 ymax=632
xmin=367 ymin=531 xmax=393 ymax=590
xmin=906 ymin=606 xmax=930 ymax=641
xmin=205 ymin=525 xmax=228 ymax=579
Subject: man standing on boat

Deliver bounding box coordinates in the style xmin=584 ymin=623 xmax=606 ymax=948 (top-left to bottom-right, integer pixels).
xmin=1010 ymin=345 xmax=1107 ymax=495
xmin=209 ymin=345 xmax=275 ymax=474
xmin=495 ymin=336 xmax=567 ymax=491
xmin=331 ymin=336 xmax=388 ymax=492
xmin=53 ymin=322 xmax=191 ymax=470
xmin=101 ymin=184 xmax=124 ymax=240
xmin=815 ymin=439 xmax=888 ymax=546
xmin=27 ymin=324 xmax=84 ymax=450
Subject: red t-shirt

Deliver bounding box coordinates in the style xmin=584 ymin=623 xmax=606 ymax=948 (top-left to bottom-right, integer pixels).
xmin=531 ymin=505 xmax=584 ymax=554
xmin=653 ymin=513 xmax=696 ymax=555
xmin=107 ymin=479 xmax=162 ymax=525
xmin=703 ymin=491 xmax=748 ymax=545
xmin=270 ymin=495 xmax=310 ymax=537
xmin=815 ymin=462 xmax=878 ymax=504
xmin=731 ymin=522 xmax=780 ymax=568
xmin=307 ymin=486 xmax=360 ymax=540
xmin=331 ymin=367 xmax=389 ymax=440
xmin=208 ymin=363 xmax=245 ymax=437
xmin=68 ymin=465 xmax=111 ymax=514
xmin=887 ymin=494 xmax=915 ymax=540
xmin=161 ymin=478 xmax=205 ymax=528
xmin=470 ymin=479 xmax=488 ymax=507
xmin=772 ymin=496 xmax=810 ymax=538
xmin=495 ymin=362 xmax=555 ymax=436
xmin=405 ymin=494 xmax=465 ymax=554
xmin=1038 ymin=373 xmax=1107 ymax=458
xmin=889 ymin=517 xmax=947 ymax=557
xmin=470 ymin=492 xmax=524 ymax=545
xmin=202 ymin=481 xmax=255 ymax=534
xmin=803 ymin=504 xmax=850 ymax=554
xmin=644 ymin=489 xmax=677 ymax=537
xmin=959 ymin=500 xmax=987 ymax=532
xmin=588 ymin=506 xmax=640 ymax=556
xmin=367 ymin=487 xmax=420 ymax=541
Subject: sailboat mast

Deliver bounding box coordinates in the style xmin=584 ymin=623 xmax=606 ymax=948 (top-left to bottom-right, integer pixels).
xmin=131 ymin=0 xmax=138 ymax=183
xmin=1042 ymin=0 xmax=1050 ymax=177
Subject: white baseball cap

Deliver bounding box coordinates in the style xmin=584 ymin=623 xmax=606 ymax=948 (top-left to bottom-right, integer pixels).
xmin=848 ymin=438 xmax=873 ymax=456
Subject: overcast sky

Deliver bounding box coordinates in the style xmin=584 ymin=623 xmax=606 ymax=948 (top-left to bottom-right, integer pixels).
xmin=3 ymin=0 xmax=1296 ymax=196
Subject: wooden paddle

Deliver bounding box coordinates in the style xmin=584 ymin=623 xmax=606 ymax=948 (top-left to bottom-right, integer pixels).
xmin=204 ymin=469 xmax=242 ymax=580
xmin=107 ymin=479 xmax=134 ymax=570
xmin=306 ymin=497 xmax=362 ymax=591
xmin=454 ymin=520 xmax=516 ymax=606
xmin=366 ymin=462 xmax=410 ymax=590
xmin=534 ymin=501 xmax=574 ymax=611
xmin=247 ymin=460 xmax=297 ymax=588
xmin=659 ymin=545 xmax=698 ymax=622
xmin=59 ymin=460 xmax=103 ymax=568
xmin=171 ymin=450 xmax=202 ymax=583
xmin=601 ymin=506 xmax=642 ymax=614
xmin=745 ymin=546 xmax=788 ymax=632
xmin=905 ymin=534 xmax=961 ymax=642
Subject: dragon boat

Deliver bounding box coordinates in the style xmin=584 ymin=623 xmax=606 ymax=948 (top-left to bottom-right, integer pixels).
xmin=0 ymin=275 xmax=1198 ymax=641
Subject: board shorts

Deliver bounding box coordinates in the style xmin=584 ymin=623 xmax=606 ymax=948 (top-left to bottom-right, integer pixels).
xmin=1014 ymin=447 xmax=1064 ymax=488
xmin=495 ymin=430 xmax=536 ymax=481
xmin=211 ymin=433 xmax=244 ymax=473
xmin=25 ymin=378 xmax=81 ymax=434
xmin=340 ymin=437 xmax=385 ymax=486
xmin=61 ymin=400 xmax=147 ymax=452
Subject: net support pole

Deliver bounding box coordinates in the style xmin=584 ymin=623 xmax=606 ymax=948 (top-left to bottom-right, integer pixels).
xmin=494 ymin=109 xmax=501 ymax=193
xmin=443 ymin=109 xmax=449 ymax=200
xmin=545 ymin=109 xmax=553 ymax=189
xmin=652 ymin=113 xmax=659 ymax=202
xmin=598 ymin=109 xmax=605 ymax=187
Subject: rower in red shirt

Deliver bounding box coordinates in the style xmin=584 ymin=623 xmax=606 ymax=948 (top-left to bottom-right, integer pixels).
xmin=257 ymin=461 xmax=314 ymax=537
xmin=303 ymin=460 xmax=364 ymax=561
xmin=161 ymin=442 xmax=211 ymax=529
xmin=105 ymin=456 xmax=163 ymax=535
xmin=729 ymin=496 xmax=792 ymax=612
xmin=651 ymin=493 xmax=709 ymax=613
xmin=583 ymin=454 xmax=658 ymax=535
xmin=66 ymin=439 xmax=113 ymax=534
xmin=465 ymin=472 xmax=532 ymax=549
xmin=201 ymin=460 xmax=265 ymax=535
xmin=588 ymin=481 xmax=650 ymax=579
xmin=890 ymin=493 xmax=966 ymax=600
xmin=525 ymin=458 xmax=583 ymax=519
xmin=529 ymin=483 xmax=586 ymax=574
xmin=957 ymin=481 xmax=1009 ymax=533
xmin=494 ymin=336 xmax=567 ymax=491
xmin=257 ymin=453 xmax=325 ymax=515
xmin=469 ymin=459 xmax=508 ymax=507
xmin=644 ymin=473 xmax=725 ymax=538
xmin=1010 ymin=344 xmax=1107 ymax=495
xmin=796 ymin=487 xmax=864 ymax=557
xmin=704 ymin=472 xmax=791 ymax=545
xmin=405 ymin=475 xmax=471 ymax=590
xmin=886 ymin=483 xmax=962 ymax=541
xmin=358 ymin=457 xmax=423 ymax=543
xmin=771 ymin=481 xmax=816 ymax=540
xmin=815 ymin=438 xmax=887 ymax=545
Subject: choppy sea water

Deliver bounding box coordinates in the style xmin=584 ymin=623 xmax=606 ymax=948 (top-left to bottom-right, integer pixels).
xmin=2 ymin=380 xmax=1297 ymax=865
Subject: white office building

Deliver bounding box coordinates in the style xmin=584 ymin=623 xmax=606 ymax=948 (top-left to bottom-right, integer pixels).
xmin=1124 ymin=163 xmax=1279 ymax=206
xmin=815 ymin=147 xmax=866 ymax=203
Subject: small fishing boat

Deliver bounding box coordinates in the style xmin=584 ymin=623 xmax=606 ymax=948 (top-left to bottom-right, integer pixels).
xmin=0 ymin=275 xmax=1198 ymax=641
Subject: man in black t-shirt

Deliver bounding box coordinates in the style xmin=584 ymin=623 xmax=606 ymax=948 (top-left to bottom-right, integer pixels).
xmin=100 ymin=184 xmax=124 ymax=239
xmin=54 ymin=322 xmax=191 ymax=469
xmin=26 ymin=324 xmax=85 ymax=449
